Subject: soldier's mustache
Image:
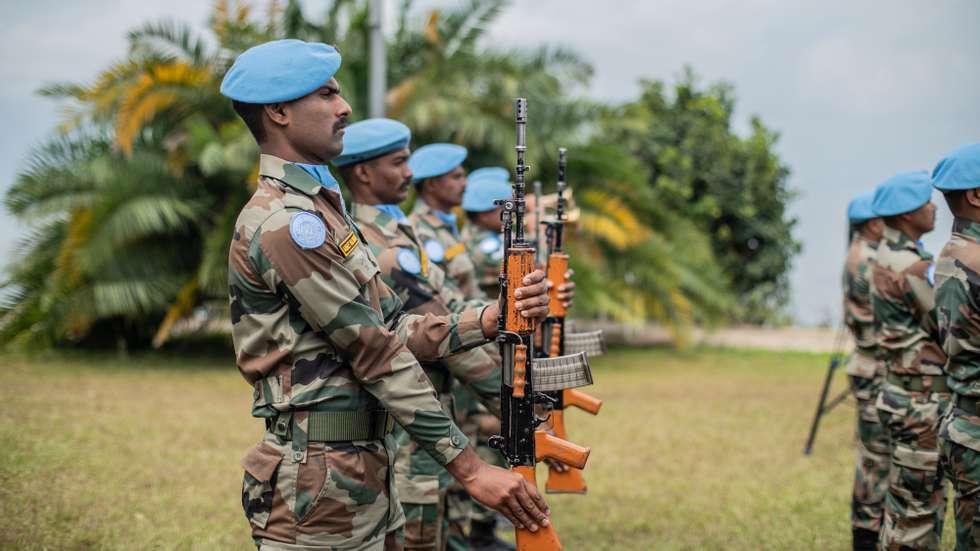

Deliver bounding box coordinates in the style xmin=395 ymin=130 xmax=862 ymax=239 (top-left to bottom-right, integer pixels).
xmin=333 ymin=118 xmax=348 ymax=134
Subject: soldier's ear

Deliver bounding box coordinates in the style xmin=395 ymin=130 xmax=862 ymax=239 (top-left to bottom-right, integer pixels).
xmin=965 ymin=189 xmax=980 ymax=210
xmin=263 ymin=103 xmax=289 ymax=127
xmin=353 ymin=163 xmax=371 ymax=185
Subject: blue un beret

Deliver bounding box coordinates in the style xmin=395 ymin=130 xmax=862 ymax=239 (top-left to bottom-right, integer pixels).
xmin=846 ymin=190 xmax=877 ymax=224
xmin=468 ymin=167 xmax=510 ymax=184
xmin=463 ymin=179 xmax=513 ymax=212
xmin=332 ymin=118 xmax=411 ymax=167
xmin=871 ymin=171 xmax=934 ymax=217
xmin=409 ymin=144 xmax=467 ymax=182
xmin=932 ymin=143 xmax=980 ymax=192
xmin=220 ymin=39 xmax=342 ymax=104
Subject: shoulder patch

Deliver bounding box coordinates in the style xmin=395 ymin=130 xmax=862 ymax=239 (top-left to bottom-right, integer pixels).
xmin=289 ymin=211 xmax=326 ymax=249
xmin=479 ymin=235 xmax=501 ymax=254
xmin=425 ymin=239 xmax=446 ymax=263
xmin=445 ymin=243 xmax=466 ymax=260
xmin=339 ymin=230 xmax=359 ymax=257
xmin=397 ymin=248 xmax=422 ymax=275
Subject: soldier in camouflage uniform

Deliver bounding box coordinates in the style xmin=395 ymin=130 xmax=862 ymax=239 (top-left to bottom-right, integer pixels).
xmin=870 ymin=171 xmax=948 ymax=551
xmin=932 ymin=143 xmax=980 ymax=551
xmin=462 ymin=168 xmax=511 ymax=299
xmin=221 ymin=40 xmax=553 ymax=551
xmin=332 ymin=118 xmax=503 ymax=551
xmin=843 ymin=191 xmax=890 ymax=551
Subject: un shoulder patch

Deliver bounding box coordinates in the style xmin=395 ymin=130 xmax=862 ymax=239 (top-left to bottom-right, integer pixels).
xmin=479 ymin=235 xmax=501 ymax=254
xmin=289 ymin=212 xmax=326 ymax=249
xmin=397 ymin=248 xmax=422 ymax=274
xmin=424 ymin=239 xmax=445 ymax=263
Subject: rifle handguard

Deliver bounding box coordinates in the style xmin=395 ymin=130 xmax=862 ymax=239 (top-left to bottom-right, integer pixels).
xmin=564 ymin=389 xmax=602 ymax=415
xmin=534 ymin=430 xmax=589 ymax=470
xmin=506 ymin=246 xmax=536 ymax=335
xmin=546 ymin=252 xmax=569 ymax=318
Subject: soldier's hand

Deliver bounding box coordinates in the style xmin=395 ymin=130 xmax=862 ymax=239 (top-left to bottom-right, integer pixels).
xmin=514 ymin=269 xmax=550 ymax=322
xmin=555 ymin=268 xmax=576 ymax=309
xmin=446 ymin=447 xmax=550 ymax=531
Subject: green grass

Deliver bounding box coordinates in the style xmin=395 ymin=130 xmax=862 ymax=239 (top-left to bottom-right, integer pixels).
xmin=0 ymin=347 xmax=956 ymax=549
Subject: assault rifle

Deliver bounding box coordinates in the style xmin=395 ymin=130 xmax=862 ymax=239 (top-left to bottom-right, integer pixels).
xmin=489 ymin=98 xmax=592 ymax=550
xmin=802 ymin=325 xmax=851 ymax=455
xmin=539 ymin=148 xmax=605 ymax=494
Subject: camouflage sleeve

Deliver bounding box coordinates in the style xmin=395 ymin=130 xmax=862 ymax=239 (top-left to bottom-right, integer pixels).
xmin=443 ymin=346 xmax=502 ymax=417
xmin=253 ymin=210 xmax=469 ymax=465
xmin=906 ymin=260 xmax=940 ymax=338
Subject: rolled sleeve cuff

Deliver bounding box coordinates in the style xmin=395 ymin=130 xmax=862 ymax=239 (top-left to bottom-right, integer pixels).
xmin=457 ymin=306 xmax=492 ymax=349
xmin=431 ymin=423 xmax=470 ymax=466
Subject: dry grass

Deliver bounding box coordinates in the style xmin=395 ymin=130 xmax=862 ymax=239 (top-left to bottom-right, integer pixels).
xmin=0 ymin=346 xmax=956 ymax=549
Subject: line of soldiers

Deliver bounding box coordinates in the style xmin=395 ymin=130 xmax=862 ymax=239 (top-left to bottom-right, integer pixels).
xmin=843 ymin=142 xmax=980 ymax=551
xmin=223 ymin=40 xmax=586 ymax=550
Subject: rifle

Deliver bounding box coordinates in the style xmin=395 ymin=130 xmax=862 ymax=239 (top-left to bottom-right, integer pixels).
xmin=489 ymin=98 xmax=592 ymax=550
xmin=539 ymin=148 xmax=604 ymax=494
xmin=802 ymin=325 xmax=851 ymax=455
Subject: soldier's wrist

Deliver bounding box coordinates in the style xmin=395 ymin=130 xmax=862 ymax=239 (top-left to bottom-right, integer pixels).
xmin=480 ymin=304 xmax=499 ymax=339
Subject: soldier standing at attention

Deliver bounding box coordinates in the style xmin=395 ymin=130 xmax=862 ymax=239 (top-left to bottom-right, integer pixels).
xmin=409 ymin=144 xmax=483 ymax=301
xmin=461 ymin=168 xmax=512 ymax=298
xmin=932 ymin=143 xmax=980 ymax=551
xmin=332 ymin=117 xmax=503 ymax=551
xmin=870 ymin=171 xmax=948 ymax=551
xmin=843 ymin=191 xmax=890 ymax=551
xmin=221 ymin=40 xmax=554 ymax=551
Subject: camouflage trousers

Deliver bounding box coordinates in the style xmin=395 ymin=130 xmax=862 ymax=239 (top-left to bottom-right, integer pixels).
xmin=241 ymin=432 xmax=406 ymax=550
xmin=849 ymin=374 xmax=891 ymax=533
xmin=940 ymin=407 xmax=980 ymax=551
xmin=876 ymin=383 xmax=950 ymax=550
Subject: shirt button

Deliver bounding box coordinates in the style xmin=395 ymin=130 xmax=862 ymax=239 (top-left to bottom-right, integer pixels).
xmin=450 ymin=434 xmax=462 ymax=447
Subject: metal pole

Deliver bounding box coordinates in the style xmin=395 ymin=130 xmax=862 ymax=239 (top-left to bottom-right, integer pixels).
xmin=368 ymin=0 xmax=386 ymax=118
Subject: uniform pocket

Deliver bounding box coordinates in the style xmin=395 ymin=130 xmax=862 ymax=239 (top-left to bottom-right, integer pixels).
xmin=241 ymin=442 xmax=283 ymax=530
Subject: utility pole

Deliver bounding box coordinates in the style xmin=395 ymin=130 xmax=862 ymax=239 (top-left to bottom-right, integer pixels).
xmin=368 ymin=0 xmax=386 ymax=118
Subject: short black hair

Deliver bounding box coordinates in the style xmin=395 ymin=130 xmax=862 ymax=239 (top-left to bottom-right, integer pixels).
xmin=232 ymin=101 xmax=266 ymax=143
xmin=335 ymin=163 xmax=356 ymax=187
xmin=943 ymin=189 xmax=967 ymax=216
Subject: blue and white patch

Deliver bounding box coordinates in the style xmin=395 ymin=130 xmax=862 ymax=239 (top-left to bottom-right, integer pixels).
xmin=479 ymin=235 xmax=502 ymax=254
xmin=289 ymin=211 xmax=327 ymax=249
xmin=397 ymin=248 xmax=422 ymax=274
xmin=927 ymin=262 xmax=936 ymax=286
xmin=424 ymin=239 xmax=445 ymax=263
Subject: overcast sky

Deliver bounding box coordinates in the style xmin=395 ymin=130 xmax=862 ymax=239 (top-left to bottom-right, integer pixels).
xmin=2 ymin=0 xmax=978 ymax=325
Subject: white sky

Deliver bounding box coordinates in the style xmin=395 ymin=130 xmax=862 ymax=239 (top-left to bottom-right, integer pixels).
xmin=2 ymin=0 xmax=979 ymax=325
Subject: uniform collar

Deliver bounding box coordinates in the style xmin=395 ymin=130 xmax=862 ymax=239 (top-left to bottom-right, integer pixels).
xmin=953 ymin=216 xmax=980 ymax=242
xmin=411 ymin=201 xmax=459 ymax=236
xmin=882 ymin=225 xmax=930 ymax=258
xmin=351 ymin=202 xmax=403 ymax=236
xmin=259 ymin=154 xmax=342 ymax=197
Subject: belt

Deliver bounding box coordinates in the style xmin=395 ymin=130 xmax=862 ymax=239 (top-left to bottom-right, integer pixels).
xmin=269 ymin=410 xmax=394 ymax=442
xmin=956 ymin=395 xmax=980 ymax=416
xmin=887 ymin=373 xmax=950 ymax=393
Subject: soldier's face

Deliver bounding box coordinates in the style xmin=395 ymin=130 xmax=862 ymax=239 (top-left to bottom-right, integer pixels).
xmin=475 ymin=208 xmax=503 ymax=232
xmin=365 ymin=147 xmax=413 ymax=204
xmin=429 ymin=166 xmax=467 ymax=207
xmin=282 ymin=78 xmax=352 ymax=162
xmin=910 ymin=201 xmax=937 ymax=234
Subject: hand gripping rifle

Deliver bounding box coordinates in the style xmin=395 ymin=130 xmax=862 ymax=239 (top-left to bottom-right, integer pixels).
xmin=538 ymin=148 xmax=605 ymax=494
xmin=802 ymin=324 xmax=851 ymax=455
xmin=489 ymin=98 xmax=592 ymax=550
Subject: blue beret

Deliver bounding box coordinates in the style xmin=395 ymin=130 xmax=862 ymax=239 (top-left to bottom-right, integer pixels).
xmin=220 ymin=39 xmax=342 ymax=103
xmin=463 ymin=179 xmax=513 ymax=212
xmin=846 ymin=190 xmax=877 ymax=223
xmin=409 ymin=144 xmax=467 ymax=182
xmin=468 ymin=167 xmax=510 ymax=184
xmin=871 ymin=170 xmax=934 ymax=217
xmin=332 ymin=118 xmax=411 ymax=167
xmin=932 ymin=143 xmax=980 ymax=191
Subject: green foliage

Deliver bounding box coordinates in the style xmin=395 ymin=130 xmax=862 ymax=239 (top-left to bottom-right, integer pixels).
xmin=603 ymin=69 xmax=800 ymax=323
xmin=0 ymin=0 xmax=797 ymax=349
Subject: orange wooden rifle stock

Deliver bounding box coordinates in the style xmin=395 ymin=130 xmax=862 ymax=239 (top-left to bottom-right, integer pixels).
xmin=490 ymin=99 xmax=590 ymax=551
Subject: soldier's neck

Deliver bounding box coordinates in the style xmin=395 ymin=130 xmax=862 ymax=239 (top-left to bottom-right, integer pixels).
xmin=259 ymin=137 xmax=328 ymax=165
xmin=419 ymin=193 xmax=454 ymax=214
xmin=884 ymin=220 xmax=923 ymax=242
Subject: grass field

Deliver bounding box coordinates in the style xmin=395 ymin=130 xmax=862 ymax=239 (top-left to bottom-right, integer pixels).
xmin=0 ymin=346 xmax=957 ymax=550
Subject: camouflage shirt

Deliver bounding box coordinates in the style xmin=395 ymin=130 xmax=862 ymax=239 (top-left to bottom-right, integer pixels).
xmin=350 ymin=202 xmax=500 ymax=415
xmin=936 ymin=217 xmax=980 ymax=397
xmin=410 ymin=201 xmax=484 ymax=301
xmin=229 ymin=155 xmax=483 ymax=465
xmin=871 ymin=226 xmax=946 ymax=376
xmin=843 ymin=234 xmax=881 ymax=379
xmin=462 ymin=224 xmax=504 ymax=299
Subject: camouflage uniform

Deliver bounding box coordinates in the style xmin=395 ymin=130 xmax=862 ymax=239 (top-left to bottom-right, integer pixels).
xmin=872 ymin=225 xmax=949 ymax=550
xmin=462 ymin=224 xmax=504 ymax=299
xmin=350 ymin=202 xmax=502 ymax=551
xmin=843 ymin=233 xmax=891 ymax=535
xmin=936 ymin=217 xmax=980 ymax=550
xmin=410 ymin=202 xmax=484 ymax=302
xmin=230 ymin=155 xmax=486 ymax=550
